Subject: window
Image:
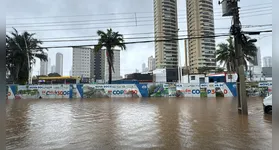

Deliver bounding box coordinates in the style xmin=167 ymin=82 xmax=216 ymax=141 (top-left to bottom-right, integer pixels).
xmin=191 ymin=76 xmax=195 ymax=80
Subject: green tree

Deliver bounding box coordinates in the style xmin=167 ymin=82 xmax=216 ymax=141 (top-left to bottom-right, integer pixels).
xmin=216 ymin=36 xmax=257 ymax=72
xmin=197 ymin=67 xmax=211 ymax=74
xmin=94 ymin=28 xmax=126 ymax=84
xmin=6 ymin=28 xmax=48 ymax=84
xmin=48 ymin=73 xmax=61 ymax=77
xmin=215 ymin=67 xmax=225 ymax=73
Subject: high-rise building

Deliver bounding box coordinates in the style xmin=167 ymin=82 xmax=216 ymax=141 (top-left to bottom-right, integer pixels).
xmin=148 ymin=56 xmax=156 ymax=71
xmin=47 ymin=57 xmax=51 ymax=74
xmin=263 ymin=56 xmax=272 ymax=67
xmin=154 ymin=0 xmax=179 ymax=69
xmin=252 ymin=47 xmax=261 ymax=66
xmin=55 ymin=52 xmax=63 ymax=75
xmin=186 ymin=0 xmax=216 ymax=73
xmin=72 ymin=47 xmax=91 ymax=78
xmin=72 ymin=47 xmax=120 ymax=82
xmin=142 ymin=63 xmax=146 ymax=72
xmin=51 ymin=65 xmax=56 ymax=73
xmin=40 ymin=59 xmax=48 ymax=75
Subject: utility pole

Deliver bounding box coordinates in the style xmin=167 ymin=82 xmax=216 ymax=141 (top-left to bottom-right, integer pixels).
xmin=219 ymin=0 xmax=248 ymax=115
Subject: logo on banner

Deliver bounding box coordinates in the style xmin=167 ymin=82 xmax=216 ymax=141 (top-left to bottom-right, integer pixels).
xmin=112 ymin=90 xmax=125 ymax=95
xmin=43 ymin=90 xmax=70 ymax=95
xmin=176 ymin=84 xmax=183 ymax=87
xmin=7 ymin=92 xmax=11 ymax=96
xmin=142 ymin=85 xmax=147 ymax=89
xmin=207 ymin=89 xmax=215 ymax=94
xmin=185 ymin=89 xmax=191 ymax=93
xmin=192 ymin=89 xmax=200 ymax=94
xmin=223 ymin=89 xmax=228 ymax=94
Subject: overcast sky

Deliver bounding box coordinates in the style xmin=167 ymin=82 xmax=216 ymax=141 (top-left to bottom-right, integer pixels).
xmin=6 ymin=0 xmax=272 ymax=76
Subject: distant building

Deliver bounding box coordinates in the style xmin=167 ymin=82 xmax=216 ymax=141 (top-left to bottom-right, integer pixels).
xmin=252 ymin=47 xmax=262 ymax=66
xmin=47 ymin=57 xmax=51 ymax=74
xmin=148 ymin=56 xmax=156 ymax=71
xmin=142 ymin=63 xmax=146 ymax=72
xmin=72 ymin=47 xmax=91 ymax=78
xmin=262 ymin=67 xmax=272 ymax=77
xmin=263 ymin=56 xmax=272 ymax=67
xmin=124 ymin=73 xmax=153 ymax=82
xmin=55 ymin=52 xmax=63 ymax=75
xmin=51 ymin=65 xmax=56 ymax=73
xmin=40 ymin=54 xmax=48 ymax=75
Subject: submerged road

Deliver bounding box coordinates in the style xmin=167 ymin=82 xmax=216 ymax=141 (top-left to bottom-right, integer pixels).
xmin=6 ymin=97 xmax=272 ymax=150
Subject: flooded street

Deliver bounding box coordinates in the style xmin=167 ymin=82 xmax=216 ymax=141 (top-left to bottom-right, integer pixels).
xmin=6 ymin=97 xmax=272 ymax=150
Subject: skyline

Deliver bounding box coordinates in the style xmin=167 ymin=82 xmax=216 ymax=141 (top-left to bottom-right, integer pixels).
xmin=6 ymin=0 xmax=272 ymax=76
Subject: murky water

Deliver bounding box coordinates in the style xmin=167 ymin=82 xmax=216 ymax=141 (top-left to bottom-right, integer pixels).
xmin=6 ymin=97 xmax=272 ymax=150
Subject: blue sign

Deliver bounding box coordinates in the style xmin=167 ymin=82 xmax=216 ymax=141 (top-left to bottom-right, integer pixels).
xmin=192 ymin=89 xmax=200 ymax=94
xmin=112 ymin=90 xmax=125 ymax=95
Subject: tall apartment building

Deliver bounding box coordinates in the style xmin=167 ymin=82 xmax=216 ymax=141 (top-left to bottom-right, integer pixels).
xmin=47 ymin=57 xmax=51 ymax=74
xmin=154 ymin=0 xmax=179 ymax=69
xmin=40 ymin=59 xmax=48 ymax=75
xmin=186 ymin=0 xmax=216 ymax=73
xmin=148 ymin=56 xmax=156 ymax=71
xmin=72 ymin=47 xmax=92 ymax=78
xmin=263 ymin=56 xmax=272 ymax=67
xmin=55 ymin=52 xmax=63 ymax=75
xmin=72 ymin=47 xmax=120 ymax=82
xmin=252 ymin=47 xmax=261 ymax=66
xmin=51 ymin=65 xmax=56 ymax=73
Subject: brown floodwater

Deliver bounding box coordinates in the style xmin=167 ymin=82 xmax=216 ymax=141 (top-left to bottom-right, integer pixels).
xmin=6 ymin=97 xmax=272 ymax=150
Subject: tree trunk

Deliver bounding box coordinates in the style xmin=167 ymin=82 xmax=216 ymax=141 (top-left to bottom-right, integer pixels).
xmin=108 ymin=62 xmax=112 ymax=84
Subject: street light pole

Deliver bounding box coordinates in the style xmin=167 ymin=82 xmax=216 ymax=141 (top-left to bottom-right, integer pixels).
xmin=219 ymin=0 xmax=248 ymax=115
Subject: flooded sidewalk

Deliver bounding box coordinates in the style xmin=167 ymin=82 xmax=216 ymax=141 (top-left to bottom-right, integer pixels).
xmin=6 ymin=97 xmax=272 ymax=150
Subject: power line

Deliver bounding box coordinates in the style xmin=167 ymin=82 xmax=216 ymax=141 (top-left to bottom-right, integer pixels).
xmin=5 ymin=13 xmax=271 ymax=32
xmin=5 ymin=24 xmax=271 ymax=41
xmin=37 ymin=25 xmax=272 ymax=42
xmin=6 ymin=2 xmax=271 ymax=20
xmin=6 ymin=6 xmax=271 ymax=26
xmin=36 ymin=30 xmax=271 ymax=49
xmin=6 ymin=8 xmax=272 ymax=28
xmin=40 ymin=34 xmax=230 ymax=49
xmin=31 ymin=24 xmax=273 ymax=40
xmin=41 ymin=33 xmax=228 ymax=43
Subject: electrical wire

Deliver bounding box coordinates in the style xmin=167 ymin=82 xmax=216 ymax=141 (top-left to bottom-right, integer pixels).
xmin=5 ymin=13 xmax=272 ymax=33
xmin=6 ymin=2 xmax=271 ymax=20
xmin=33 ymin=30 xmax=271 ymax=49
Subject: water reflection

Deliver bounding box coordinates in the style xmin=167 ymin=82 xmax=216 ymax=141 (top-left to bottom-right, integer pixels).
xmin=6 ymin=97 xmax=272 ymax=150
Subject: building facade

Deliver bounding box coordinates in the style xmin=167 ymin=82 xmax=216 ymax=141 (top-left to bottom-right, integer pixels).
xmin=47 ymin=57 xmax=51 ymax=74
xmin=252 ymin=47 xmax=262 ymax=66
xmin=72 ymin=47 xmax=120 ymax=82
xmin=51 ymin=65 xmax=56 ymax=73
xmin=72 ymin=47 xmax=91 ymax=78
xmin=55 ymin=52 xmax=63 ymax=75
xmin=148 ymin=56 xmax=156 ymax=71
xmin=40 ymin=59 xmax=48 ymax=75
xmin=154 ymin=0 xmax=179 ymax=69
xmin=186 ymin=0 xmax=216 ymax=73
xmin=263 ymin=56 xmax=272 ymax=67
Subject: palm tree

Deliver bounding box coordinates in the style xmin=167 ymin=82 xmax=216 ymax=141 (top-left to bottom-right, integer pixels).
xmin=216 ymin=36 xmax=257 ymax=72
xmin=197 ymin=67 xmax=211 ymax=74
xmin=6 ymin=28 xmax=48 ymax=84
xmin=94 ymin=28 xmax=126 ymax=84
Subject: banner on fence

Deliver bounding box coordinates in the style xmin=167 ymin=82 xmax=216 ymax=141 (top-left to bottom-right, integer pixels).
xmin=7 ymin=82 xmax=269 ymax=99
